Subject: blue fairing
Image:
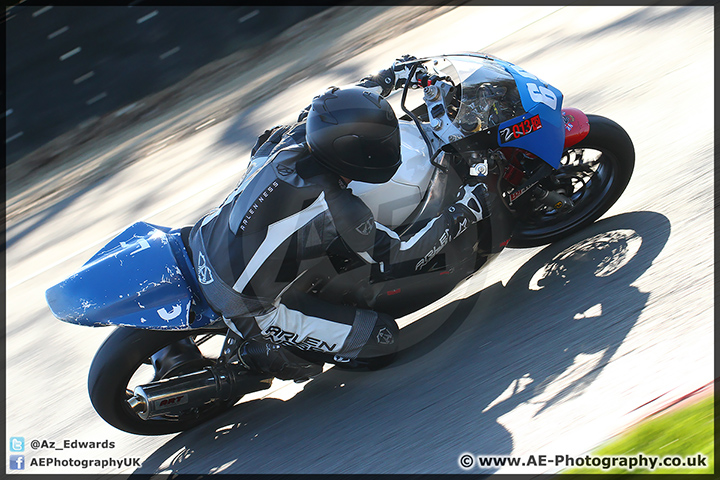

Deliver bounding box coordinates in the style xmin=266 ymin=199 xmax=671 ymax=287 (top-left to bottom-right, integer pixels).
xmin=496 ymin=59 xmax=565 ymax=168
xmin=45 ymin=222 xmax=220 ymax=329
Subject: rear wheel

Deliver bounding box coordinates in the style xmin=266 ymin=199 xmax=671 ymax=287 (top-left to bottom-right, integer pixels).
xmin=88 ymin=327 xmax=229 ymax=435
xmin=509 ymin=115 xmax=634 ymax=247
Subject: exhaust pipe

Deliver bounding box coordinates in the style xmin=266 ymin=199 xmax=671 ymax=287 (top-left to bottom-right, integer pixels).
xmin=128 ymin=365 xmax=272 ymax=420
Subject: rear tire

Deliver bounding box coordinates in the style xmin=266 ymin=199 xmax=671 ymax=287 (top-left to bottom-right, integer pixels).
xmin=509 ymin=115 xmax=634 ymax=247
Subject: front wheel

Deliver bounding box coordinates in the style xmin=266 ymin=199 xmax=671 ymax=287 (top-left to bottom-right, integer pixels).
xmin=88 ymin=327 xmax=229 ymax=435
xmin=509 ymin=115 xmax=634 ymax=247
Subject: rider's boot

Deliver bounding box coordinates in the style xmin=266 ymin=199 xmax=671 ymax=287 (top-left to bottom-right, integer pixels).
xmin=239 ymin=337 xmax=323 ymax=382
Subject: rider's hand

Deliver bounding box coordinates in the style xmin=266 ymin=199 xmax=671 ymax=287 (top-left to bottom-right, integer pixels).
xmin=454 ymin=183 xmax=490 ymax=223
xmin=392 ymin=54 xmax=427 ymax=89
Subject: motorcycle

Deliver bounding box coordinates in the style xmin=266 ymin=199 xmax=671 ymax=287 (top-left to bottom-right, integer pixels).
xmin=45 ymin=53 xmax=634 ymax=435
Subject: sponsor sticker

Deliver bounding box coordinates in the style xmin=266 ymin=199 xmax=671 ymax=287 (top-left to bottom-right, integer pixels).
xmin=499 ymin=114 xmax=542 ymax=144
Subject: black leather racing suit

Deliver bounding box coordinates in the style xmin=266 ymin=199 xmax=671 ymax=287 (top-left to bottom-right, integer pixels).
xmin=188 ymin=66 xmax=486 ymax=370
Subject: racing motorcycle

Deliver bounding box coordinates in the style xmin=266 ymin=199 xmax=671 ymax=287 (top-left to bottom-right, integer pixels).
xmin=45 ymin=53 xmax=634 ymax=435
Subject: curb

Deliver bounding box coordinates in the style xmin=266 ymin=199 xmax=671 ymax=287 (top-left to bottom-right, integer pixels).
xmin=622 ymin=378 xmax=715 ymax=433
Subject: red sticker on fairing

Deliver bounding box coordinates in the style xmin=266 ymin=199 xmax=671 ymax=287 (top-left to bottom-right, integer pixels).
xmin=499 ymin=114 xmax=542 ymax=144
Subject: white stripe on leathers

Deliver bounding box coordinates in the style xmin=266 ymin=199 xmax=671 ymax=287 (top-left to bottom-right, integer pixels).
xmin=254 ymin=303 xmax=352 ymax=353
xmin=233 ymin=192 xmax=328 ymax=293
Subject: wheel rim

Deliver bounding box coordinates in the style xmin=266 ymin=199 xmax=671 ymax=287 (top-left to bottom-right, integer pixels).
xmin=514 ymin=146 xmax=618 ymax=238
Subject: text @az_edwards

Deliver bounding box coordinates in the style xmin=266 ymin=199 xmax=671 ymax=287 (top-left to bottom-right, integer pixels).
xmin=29 ymin=438 xmax=115 ymax=450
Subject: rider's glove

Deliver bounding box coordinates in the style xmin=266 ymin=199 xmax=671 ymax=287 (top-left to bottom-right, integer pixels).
xmin=391 ymin=54 xmax=428 ymax=89
xmin=357 ymin=54 xmax=427 ymax=97
xmin=453 ymin=183 xmax=490 ymax=223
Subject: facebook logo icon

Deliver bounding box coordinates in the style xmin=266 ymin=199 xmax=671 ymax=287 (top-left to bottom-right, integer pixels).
xmin=10 ymin=455 xmax=25 ymax=470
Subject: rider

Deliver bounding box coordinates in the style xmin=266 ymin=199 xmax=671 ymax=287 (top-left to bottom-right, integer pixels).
xmin=188 ymin=56 xmax=489 ymax=381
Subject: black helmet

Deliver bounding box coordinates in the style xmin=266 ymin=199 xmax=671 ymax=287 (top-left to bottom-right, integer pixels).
xmin=306 ymin=87 xmax=401 ymax=184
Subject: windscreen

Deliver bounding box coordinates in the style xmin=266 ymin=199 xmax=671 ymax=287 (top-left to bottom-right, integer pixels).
xmin=432 ymin=55 xmax=526 ymax=135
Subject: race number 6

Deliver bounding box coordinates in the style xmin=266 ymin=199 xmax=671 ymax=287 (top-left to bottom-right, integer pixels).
xmin=527 ymin=83 xmax=557 ymax=110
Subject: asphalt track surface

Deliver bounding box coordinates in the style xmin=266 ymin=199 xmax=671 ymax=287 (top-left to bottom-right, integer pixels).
xmin=5 ymin=5 xmax=714 ymax=475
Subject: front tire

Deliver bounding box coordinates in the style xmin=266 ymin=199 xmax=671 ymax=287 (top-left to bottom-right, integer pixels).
xmin=88 ymin=327 xmax=227 ymax=435
xmin=509 ymin=115 xmax=634 ymax=247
